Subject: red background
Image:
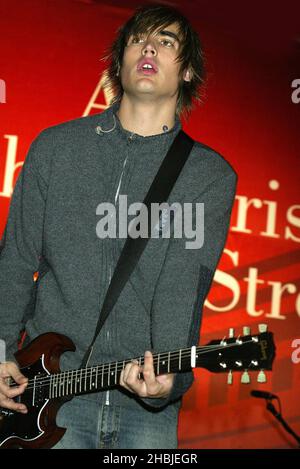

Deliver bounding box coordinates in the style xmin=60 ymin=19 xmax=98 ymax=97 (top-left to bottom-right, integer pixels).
xmin=0 ymin=0 xmax=300 ymax=448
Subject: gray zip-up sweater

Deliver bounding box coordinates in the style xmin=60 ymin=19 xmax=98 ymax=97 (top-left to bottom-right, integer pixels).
xmin=0 ymin=102 xmax=237 ymax=411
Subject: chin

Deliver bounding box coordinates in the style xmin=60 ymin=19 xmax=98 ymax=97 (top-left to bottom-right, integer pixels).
xmin=135 ymin=82 xmax=156 ymax=93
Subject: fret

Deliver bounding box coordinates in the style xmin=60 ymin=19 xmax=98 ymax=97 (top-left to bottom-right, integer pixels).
xmin=64 ymin=371 xmax=67 ymax=396
xmin=89 ymin=367 xmax=93 ymax=391
xmin=50 ymin=374 xmax=52 ymax=398
xmin=62 ymin=372 xmax=65 ymax=397
xmin=108 ymin=363 xmax=111 ymax=386
xmin=74 ymin=369 xmax=78 ymax=394
xmin=157 ymin=353 xmax=160 ymax=375
xmin=58 ymin=372 xmax=62 ymax=397
xmin=115 ymin=362 xmax=118 ymax=385
xmin=95 ymin=366 xmax=98 ymax=390
xmin=55 ymin=374 xmax=59 ymax=398
xmin=69 ymin=370 xmax=72 ymax=396
xmin=78 ymin=369 xmax=81 ymax=394
xmin=56 ymin=374 xmax=60 ymax=397
xmin=49 ymin=374 xmax=52 ymax=398
xmin=63 ymin=371 xmax=69 ymax=396
xmin=53 ymin=374 xmax=56 ymax=398
xmin=70 ymin=371 xmax=73 ymax=396
xmin=84 ymin=367 xmax=88 ymax=392
xmin=110 ymin=364 xmax=115 ymax=384
xmin=91 ymin=368 xmax=96 ymax=390
xmin=70 ymin=370 xmax=74 ymax=395
xmin=79 ymin=368 xmax=83 ymax=394
xmin=168 ymin=351 xmax=170 ymax=373
xmin=101 ymin=364 xmax=104 ymax=389
xmin=179 ymin=349 xmax=182 ymax=371
xmin=69 ymin=370 xmax=72 ymax=394
xmin=66 ymin=370 xmax=70 ymax=395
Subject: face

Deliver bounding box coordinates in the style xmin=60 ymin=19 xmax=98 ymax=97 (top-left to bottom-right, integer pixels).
xmin=120 ymin=22 xmax=191 ymax=103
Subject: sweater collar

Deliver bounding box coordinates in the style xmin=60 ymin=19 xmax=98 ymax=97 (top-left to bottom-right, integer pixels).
xmin=95 ymin=101 xmax=182 ymax=143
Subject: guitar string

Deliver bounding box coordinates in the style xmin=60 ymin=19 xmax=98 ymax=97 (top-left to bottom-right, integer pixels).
xmin=8 ymin=338 xmax=259 ymax=392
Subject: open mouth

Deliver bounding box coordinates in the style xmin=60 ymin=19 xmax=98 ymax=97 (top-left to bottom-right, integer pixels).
xmin=137 ymin=59 xmax=158 ymax=75
xmin=138 ymin=66 xmax=157 ymax=75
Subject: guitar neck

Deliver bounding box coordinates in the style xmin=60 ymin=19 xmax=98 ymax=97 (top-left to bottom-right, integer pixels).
xmin=48 ymin=347 xmax=195 ymax=399
xmin=41 ymin=330 xmax=273 ymax=399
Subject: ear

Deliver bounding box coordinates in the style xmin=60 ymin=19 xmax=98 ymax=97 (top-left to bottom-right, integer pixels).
xmin=183 ymin=69 xmax=192 ymax=82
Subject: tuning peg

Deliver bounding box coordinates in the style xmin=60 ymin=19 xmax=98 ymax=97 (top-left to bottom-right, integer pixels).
xmin=227 ymin=370 xmax=233 ymax=385
xmin=229 ymin=328 xmax=234 ymax=338
xmin=241 ymin=370 xmax=250 ymax=384
xmin=258 ymin=323 xmax=268 ymax=333
xmin=257 ymin=370 xmax=267 ymax=383
xmin=243 ymin=326 xmax=251 ymax=336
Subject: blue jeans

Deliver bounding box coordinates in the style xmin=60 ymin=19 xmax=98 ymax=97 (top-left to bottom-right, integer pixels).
xmin=53 ymin=396 xmax=179 ymax=449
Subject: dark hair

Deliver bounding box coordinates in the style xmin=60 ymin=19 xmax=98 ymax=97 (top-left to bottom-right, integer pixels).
xmin=102 ymin=4 xmax=206 ymax=118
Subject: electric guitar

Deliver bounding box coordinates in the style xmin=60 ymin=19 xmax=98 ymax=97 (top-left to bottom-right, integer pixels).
xmin=0 ymin=324 xmax=275 ymax=449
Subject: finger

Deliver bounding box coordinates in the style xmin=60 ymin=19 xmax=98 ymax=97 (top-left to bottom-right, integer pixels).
xmin=9 ymin=363 xmax=28 ymax=386
xmin=0 ymin=380 xmax=27 ymax=399
xmin=142 ymin=351 xmax=156 ymax=385
xmin=0 ymin=394 xmax=28 ymax=413
xmin=119 ymin=361 xmax=136 ymax=391
xmin=119 ymin=367 xmax=130 ymax=388
xmin=121 ymin=360 xmax=143 ymax=393
xmin=124 ymin=360 xmax=141 ymax=382
xmin=0 ymin=362 xmax=28 ymax=386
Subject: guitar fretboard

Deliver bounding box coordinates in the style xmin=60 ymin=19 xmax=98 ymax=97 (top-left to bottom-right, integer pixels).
xmin=47 ymin=346 xmax=196 ymax=399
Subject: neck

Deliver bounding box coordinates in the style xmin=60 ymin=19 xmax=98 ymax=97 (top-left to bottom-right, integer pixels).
xmin=117 ymin=95 xmax=177 ymax=137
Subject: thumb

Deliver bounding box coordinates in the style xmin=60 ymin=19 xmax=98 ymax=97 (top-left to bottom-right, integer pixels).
xmin=9 ymin=363 xmax=28 ymax=385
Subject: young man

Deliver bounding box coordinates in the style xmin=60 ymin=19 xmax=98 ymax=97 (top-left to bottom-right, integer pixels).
xmin=0 ymin=5 xmax=237 ymax=448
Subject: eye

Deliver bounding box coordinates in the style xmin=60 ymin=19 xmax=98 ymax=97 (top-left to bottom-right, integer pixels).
xmin=160 ymin=39 xmax=175 ymax=48
xmin=131 ymin=35 xmax=145 ymax=44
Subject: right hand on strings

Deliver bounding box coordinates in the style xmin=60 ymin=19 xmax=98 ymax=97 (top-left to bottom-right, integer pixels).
xmin=0 ymin=361 xmax=28 ymax=414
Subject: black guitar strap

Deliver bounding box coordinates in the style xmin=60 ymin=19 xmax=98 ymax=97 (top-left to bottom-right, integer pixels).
xmin=81 ymin=130 xmax=194 ymax=367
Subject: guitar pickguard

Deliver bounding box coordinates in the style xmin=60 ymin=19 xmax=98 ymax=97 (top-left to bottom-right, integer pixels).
xmin=0 ymin=356 xmax=50 ymax=447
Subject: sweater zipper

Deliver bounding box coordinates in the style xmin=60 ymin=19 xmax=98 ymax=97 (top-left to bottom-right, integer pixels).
xmin=105 ymin=153 xmax=129 ymax=407
xmin=105 ymin=331 xmax=110 ymax=406
xmin=105 ymin=269 xmax=111 ymax=406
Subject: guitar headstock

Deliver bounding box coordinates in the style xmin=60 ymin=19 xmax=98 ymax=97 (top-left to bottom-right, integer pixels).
xmin=198 ymin=324 xmax=276 ymax=384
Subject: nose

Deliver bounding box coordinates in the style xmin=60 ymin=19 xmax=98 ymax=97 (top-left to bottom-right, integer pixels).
xmin=142 ymin=38 xmax=157 ymax=56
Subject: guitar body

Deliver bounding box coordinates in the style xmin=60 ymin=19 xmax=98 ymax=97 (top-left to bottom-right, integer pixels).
xmin=0 ymin=333 xmax=75 ymax=449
